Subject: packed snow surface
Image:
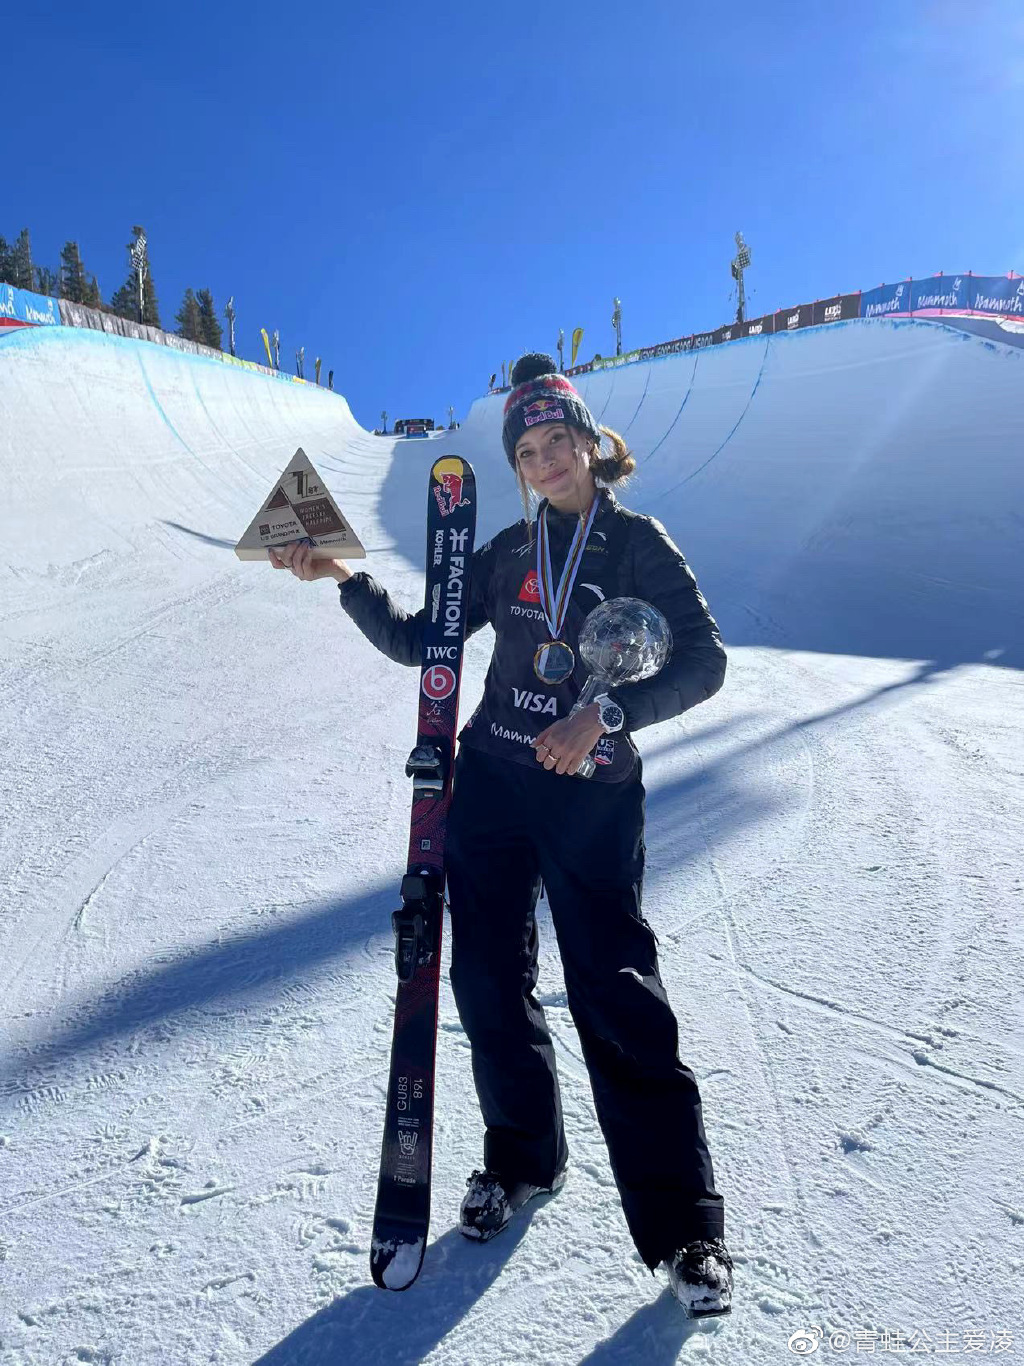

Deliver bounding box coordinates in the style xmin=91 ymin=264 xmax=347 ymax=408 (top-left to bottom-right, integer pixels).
xmin=0 ymin=319 xmax=1022 ymax=1364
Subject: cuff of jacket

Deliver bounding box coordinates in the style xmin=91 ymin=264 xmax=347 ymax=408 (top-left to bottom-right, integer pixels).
xmin=606 ymin=661 xmax=725 ymax=733
xmin=605 ymin=686 xmax=641 ymax=732
xmin=337 ymin=572 xmax=369 ymax=604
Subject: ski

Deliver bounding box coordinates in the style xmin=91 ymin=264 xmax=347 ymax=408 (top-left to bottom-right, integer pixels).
xmin=370 ymin=455 xmax=477 ymax=1291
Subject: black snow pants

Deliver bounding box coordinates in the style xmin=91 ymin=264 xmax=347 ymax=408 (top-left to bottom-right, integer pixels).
xmin=445 ymin=743 xmax=725 ymax=1272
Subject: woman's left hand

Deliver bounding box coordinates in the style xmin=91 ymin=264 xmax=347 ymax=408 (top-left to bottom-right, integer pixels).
xmin=532 ymin=704 xmax=606 ymax=776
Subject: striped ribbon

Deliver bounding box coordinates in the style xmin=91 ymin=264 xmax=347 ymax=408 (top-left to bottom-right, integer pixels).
xmin=536 ymin=496 xmax=599 ymax=643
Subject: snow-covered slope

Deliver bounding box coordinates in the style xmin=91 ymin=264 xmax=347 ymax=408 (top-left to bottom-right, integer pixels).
xmin=448 ymin=319 xmax=1024 ymax=666
xmin=0 ymin=320 xmax=1021 ymax=1365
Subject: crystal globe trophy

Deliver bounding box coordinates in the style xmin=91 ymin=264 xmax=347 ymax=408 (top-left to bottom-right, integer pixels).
xmin=569 ymin=598 xmax=673 ymax=778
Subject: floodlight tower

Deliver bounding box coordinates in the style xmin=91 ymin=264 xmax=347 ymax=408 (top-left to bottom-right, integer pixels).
xmin=225 ymin=296 xmax=236 ymax=356
xmin=557 ymin=328 xmax=565 ymax=373
xmin=130 ymin=231 xmax=148 ymax=324
xmin=612 ymin=297 xmax=622 ymax=356
xmin=731 ymin=232 xmax=752 ymax=324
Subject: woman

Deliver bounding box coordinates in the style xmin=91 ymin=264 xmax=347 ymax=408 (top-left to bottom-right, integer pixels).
xmin=269 ymin=354 xmax=734 ymax=1317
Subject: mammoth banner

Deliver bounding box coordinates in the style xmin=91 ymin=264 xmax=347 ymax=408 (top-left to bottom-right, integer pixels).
xmin=968 ymin=274 xmax=1024 ymax=317
xmin=1 ymin=284 xmax=62 ymax=331
xmin=859 ymin=274 xmax=1024 ymax=321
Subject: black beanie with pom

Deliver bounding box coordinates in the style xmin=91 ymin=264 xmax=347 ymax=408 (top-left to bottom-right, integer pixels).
xmin=501 ymin=353 xmax=601 ymax=467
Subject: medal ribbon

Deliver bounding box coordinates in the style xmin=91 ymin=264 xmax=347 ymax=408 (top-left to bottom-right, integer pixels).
xmin=536 ymin=496 xmax=599 ymax=643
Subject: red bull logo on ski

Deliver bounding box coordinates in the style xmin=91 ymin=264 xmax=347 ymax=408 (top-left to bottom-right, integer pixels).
xmin=432 ymin=459 xmax=472 ymax=518
xmin=524 ymin=399 xmax=565 ymax=427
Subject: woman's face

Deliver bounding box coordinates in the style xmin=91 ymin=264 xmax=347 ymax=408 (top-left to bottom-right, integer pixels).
xmin=514 ymin=422 xmax=592 ymax=503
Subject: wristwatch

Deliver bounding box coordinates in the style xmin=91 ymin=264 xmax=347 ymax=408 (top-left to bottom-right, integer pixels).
xmin=594 ymin=693 xmax=625 ymax=734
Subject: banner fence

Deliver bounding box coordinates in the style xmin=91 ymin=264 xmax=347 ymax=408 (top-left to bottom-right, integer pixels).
xmin=0 ymin=283 xmax=62 ymax=330
xmin=512 ymin=273 xmax=1024 ymax=388
xmin=4 ymin=272 xmax=1020 ymax=397
xmin=1 ymin=289 xmax=318 ymax=386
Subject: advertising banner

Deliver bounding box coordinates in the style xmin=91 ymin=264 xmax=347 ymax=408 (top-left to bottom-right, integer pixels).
xmin=60 ymin=300 xmax=172 ymax=348
xmin=490 ymin=268 xmax=1019 ymax=398
xmin=59 ymin=299 xmax=101 ymax=330
xmin=773 ymin=303 xmax=813 ymax=333
xmin=593 ymin=348 xmax=642 ymax=372
xmin=812 ymin=292 xmax=860 ymax=326
xmin=52 ymin=299 xmax=291 ymax=379
xmin=103 ymin=312 xmax=164 ymax=345
xmin=738 ymin=313 xmax=774 ymax=338
xmin=638 ymin=334 xmax=693 ymax=361
xmin=860 ymin=280 xmax=911 ymax=320
xmin=163 ymin=332 xmax=202 ymax=355
xmin=571 ymin=327 xmax=583 ymax=367
xmin=0 ymin=284 xmax=62 ymax=330
xmin=968 ymin=274 xmax=1024 ymax=317
xmin=910 ymin=274 xmax=969 ymax=314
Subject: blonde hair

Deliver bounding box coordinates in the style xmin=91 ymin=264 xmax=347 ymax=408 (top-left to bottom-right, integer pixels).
xmin=515 ymin=424 xmax=636 ymax=542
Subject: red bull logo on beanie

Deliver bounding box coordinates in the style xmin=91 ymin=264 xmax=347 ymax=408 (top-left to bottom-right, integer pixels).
xmin=524 ymin=399 xmax=565 ymax=428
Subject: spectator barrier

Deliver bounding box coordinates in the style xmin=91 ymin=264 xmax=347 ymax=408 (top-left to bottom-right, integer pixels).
xmin=0 ymin=283 xmax=61 ymax=331
xmin=528 ymin=273 xmax=1023 ymax=388
xmin=1 ymin=286 xmax=317 ymax=387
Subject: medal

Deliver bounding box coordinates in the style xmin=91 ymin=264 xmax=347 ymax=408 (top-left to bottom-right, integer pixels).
xmin=533 ymin=640 xmax=575 ymax=685
xmin=533 ymin=495 xmax=599 ymax=685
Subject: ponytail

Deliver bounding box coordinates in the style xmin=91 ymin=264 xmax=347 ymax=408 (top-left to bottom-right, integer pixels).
xmin=589 ymin=425 xmax=636 ymax=486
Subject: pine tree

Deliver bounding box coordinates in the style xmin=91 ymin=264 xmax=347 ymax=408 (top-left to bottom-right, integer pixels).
xmin=12 ymin=229 xmax=34 ymax=291
xmin=196 ymin=288 xmax=223 ymax=349
xmin=36 ymin=266 xmax=59 ymax=296
xmin=84 ymin=274 xmax=101 ymax=307
xmin=175 ymin=288 xmax=203 ymax=341
xmin=59 ymin=241 xmax=89 ymax=303
xmin=108 ymin=279 xmax=136 ymax=320
xmin=0 ymin=237 xmax=13 ymax=286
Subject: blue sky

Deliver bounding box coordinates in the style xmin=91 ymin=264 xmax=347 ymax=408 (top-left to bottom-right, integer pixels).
xmin=11 ymin=0 xmax=1022 ymax=428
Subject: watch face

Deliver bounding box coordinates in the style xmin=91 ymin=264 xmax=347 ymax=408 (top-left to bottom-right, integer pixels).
xmin=600 ymin=701 xmax=624 ymax=732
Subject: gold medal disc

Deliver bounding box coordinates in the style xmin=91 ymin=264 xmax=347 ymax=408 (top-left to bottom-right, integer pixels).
xmin=533 ymin=640 xmax=575 ymax=685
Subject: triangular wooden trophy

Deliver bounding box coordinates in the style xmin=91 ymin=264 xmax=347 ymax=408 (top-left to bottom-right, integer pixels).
xmin=235 ymin=448 xmax=367 ymax=561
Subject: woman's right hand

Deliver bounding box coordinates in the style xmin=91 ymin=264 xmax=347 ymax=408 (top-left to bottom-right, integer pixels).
xmin=268 ymin=541 xmax=352 ymax=583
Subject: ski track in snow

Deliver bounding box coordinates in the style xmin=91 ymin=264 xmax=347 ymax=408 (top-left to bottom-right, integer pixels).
xmin=1 ymin=322 xmax=1022 ymax=1363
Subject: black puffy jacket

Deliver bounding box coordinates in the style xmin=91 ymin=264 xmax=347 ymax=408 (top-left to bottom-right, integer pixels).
xmin=337 ymin=487 xmax=727 ymax=782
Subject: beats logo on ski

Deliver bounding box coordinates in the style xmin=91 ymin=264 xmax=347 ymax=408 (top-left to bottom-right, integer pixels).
xmin=422 ymin=665 xmax=456 ymax=700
